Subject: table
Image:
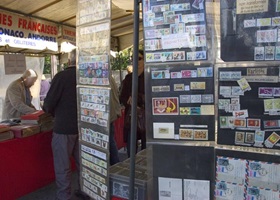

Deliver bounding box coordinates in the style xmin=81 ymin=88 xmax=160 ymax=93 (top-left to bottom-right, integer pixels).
xmin=0 ymin=131 xmax=55 ymax=200
xmin=0 ymin=115 xmax=125 ymax=200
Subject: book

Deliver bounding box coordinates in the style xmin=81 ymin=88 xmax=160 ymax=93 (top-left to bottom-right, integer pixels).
xmin=0 ymin=125 xmax=10 ymax=133
xmin=10 ymin=125 xmax=40 ymax=138
xmin=20 ymin=110 xmax=50 ymax=120
xmin=21 ymin=113 xmax=53 ymax=125
xmin=0 ymin=131 xmax=14 ymax=142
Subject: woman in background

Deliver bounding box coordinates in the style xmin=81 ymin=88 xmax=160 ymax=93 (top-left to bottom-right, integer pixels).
xmin=120 ymin=50 xmax=146 ymax=157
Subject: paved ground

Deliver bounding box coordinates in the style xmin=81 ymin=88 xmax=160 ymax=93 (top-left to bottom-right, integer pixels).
xmin=18 ymin=148 xmax=128 ymax=200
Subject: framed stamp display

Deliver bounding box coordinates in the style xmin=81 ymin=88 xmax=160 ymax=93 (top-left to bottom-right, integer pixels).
xmin=142 ymin=0 xmax=213 ymax=62
xmin=220 ymin=0 xmax=280 ymax=61
xmin=145 ymin=63 xmax=215 ymax=142
xmin=218 ymin=66 xmax=280 ymax=149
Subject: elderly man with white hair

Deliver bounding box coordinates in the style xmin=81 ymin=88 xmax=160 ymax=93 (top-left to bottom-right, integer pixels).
xmin=2 ymin=69 xmax=38 ymax=119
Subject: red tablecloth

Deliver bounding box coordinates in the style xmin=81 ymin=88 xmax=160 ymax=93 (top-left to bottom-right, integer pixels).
xmin=0 ymin=131 xmax=55 ymax=200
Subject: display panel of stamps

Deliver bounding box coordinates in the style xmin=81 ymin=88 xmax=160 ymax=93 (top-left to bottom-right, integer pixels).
xmin=77 ymin=0 xmax=111 ymax=26
xmin=218 ymin=66 xmax=280 ymax=149
xmin=80 ymin=143 xmax=109 ymax=200
xmin=146 ymin=63 xmax=215 ymax=141
xmin=142 ymin=0 xmax=213 ymax=62
xmin=77 ymin=86 xmax=110 ymax=199
xmin=215 ymin=149 xmax=280 ymax=200
xmin=77 ymin=23 xmax=110 ymax=86
xmin=220 ymin=0 xmax=280 ymax=61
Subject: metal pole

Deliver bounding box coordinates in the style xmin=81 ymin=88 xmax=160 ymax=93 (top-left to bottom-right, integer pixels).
xmin=129 ymin=0 xmax=140 ymax=199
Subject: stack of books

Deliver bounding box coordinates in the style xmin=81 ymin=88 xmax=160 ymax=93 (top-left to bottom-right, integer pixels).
xmin=0 ymin=125 xmax=14 ymax=142
xmin=20 ymin=110 xmax=53 ymax=132
xmin=10 ymin=125 xmax=40 ymax=138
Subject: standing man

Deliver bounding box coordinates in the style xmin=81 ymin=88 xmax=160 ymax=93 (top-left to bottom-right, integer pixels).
xmin=2 ymin=69 xmax=38 ymax=119
xmin=109 ymin=74 xmax=121 ymax=165
xmin=43 ymin=50 xmax=88 ymax=200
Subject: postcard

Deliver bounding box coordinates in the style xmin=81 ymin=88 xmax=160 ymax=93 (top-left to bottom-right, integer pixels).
xmin=247 ymin=161 xmax=280 ymax=190
xmin=184 ymin=179 xmax=209 ymax=200
xmin=171 ymin=72 xmax=182 ymax=78
xmin=216 ymin=157 xmax=247 ymax=184
xmin=254 ymin=130 xmax=265 ymax=144
xmin=152 ymin=97 xmax=179 ymax=115
xmin=153 ymin=123 xmax=175 ymax=139
xmin=215 ymin=181 xmax=244 ymax=200
xmin=246 ymin=186 xmax=279 ymax=200
xmin=153 ymin=16 xmax=164 ymax=26
xmin=161 ymin=52 xmax=174 ymax=61
xmin=158 ymin=177 xmax=182 ymax=199
xmin=231 ymin=86 xmax=244 ymax=96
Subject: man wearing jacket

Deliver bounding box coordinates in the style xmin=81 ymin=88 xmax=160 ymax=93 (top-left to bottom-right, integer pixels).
xmin=43 ymin=50 xmax=88 ymax=200
xmin=2 ymin=69 xmax=37 ymax=119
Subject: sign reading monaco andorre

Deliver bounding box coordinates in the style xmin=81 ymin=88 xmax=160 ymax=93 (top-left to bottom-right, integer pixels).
xmin=0 ymin=10 xmax=58 ymax=51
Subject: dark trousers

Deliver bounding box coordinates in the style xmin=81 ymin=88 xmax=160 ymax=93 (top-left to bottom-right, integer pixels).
xmin=52 ymin=132 xmax=80 ymax=200
xmin=110 ymin=122 xmax=120 ymax=165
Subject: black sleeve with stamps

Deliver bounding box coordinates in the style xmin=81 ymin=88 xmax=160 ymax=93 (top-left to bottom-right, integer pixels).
xmin=146 ymin=63 xmax=215 ymax=142
xmin=220 ymin=0 xmax=280 ymax=62
xmin=217 ymin=66 xmax=280 ymax=150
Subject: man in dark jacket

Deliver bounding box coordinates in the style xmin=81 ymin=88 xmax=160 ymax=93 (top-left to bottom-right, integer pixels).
xmin=43 ymin=50 xmax=87 ymax=200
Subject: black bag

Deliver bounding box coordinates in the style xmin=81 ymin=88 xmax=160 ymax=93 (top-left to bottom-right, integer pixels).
xmin=124 ymin=106 xmax=146 ymax=140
